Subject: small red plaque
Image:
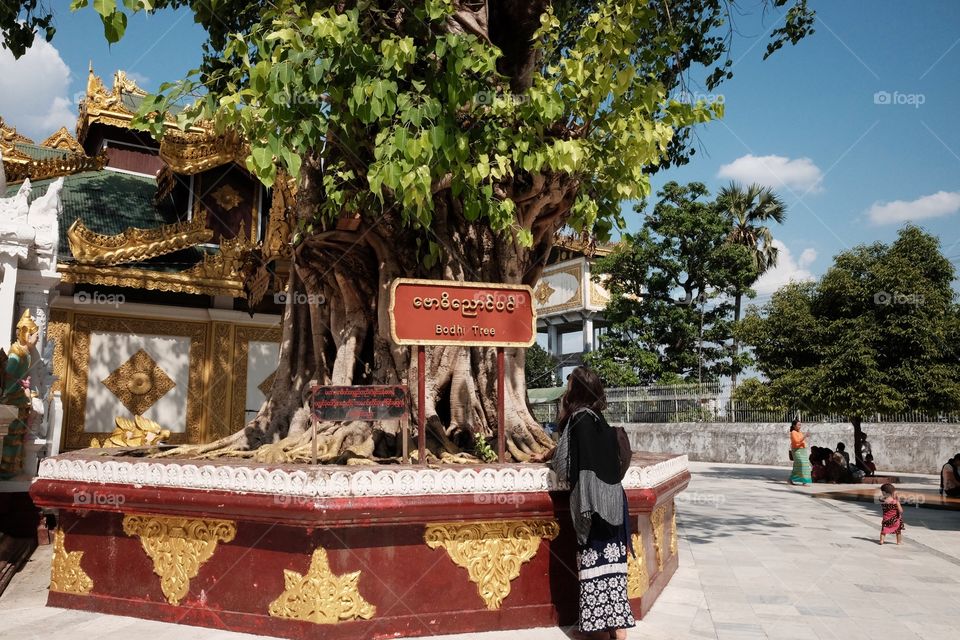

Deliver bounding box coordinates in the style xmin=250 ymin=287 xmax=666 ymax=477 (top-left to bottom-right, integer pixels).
xmin=389 ymin=278 xmax=536 ymax=347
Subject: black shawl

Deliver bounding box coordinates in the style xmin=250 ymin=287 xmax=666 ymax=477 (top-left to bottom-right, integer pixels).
xmin=550 ymin=408 xmax=625 ymax=544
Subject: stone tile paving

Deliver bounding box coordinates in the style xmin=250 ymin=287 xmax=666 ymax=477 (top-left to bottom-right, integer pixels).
xmin=2 ymin=462 xmax=958 ymax=639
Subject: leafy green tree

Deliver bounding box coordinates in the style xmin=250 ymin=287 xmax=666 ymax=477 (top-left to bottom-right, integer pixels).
xmin=4 ymin=1 xmax=813 ymax=462
xmin=524 ymin=344 xmax=558 ymax=389
xmin=740 ymin=225 xmax=960 ymax=458
xmin=717 ymin=181 xmax=787 ymax=388
xmin=587 ymin=182 xmax=755 ymax=386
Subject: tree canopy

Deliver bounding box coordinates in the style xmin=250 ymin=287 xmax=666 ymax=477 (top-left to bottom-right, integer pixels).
xmin=585 ymin=181 xmax=756 ymax=385
xmin=739 ymin=225 xmax=960 ymax=420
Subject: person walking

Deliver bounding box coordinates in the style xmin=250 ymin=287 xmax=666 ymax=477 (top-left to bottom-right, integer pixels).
xmin=788 ymin=419 xmax=812 ymax=485
xmin=879 ymin=483 xmax=904 ymax=545
xmin=544 ymin=366 xmax=635 ymax=640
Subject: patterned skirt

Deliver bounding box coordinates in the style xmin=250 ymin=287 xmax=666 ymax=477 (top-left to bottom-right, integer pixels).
xmin=576 ymin=512 xmax=637 ymax=633
xmin=790 ymin=447 xmax=812 ymax=484
xmin=881 ymin=502 xmax=904 ymax=535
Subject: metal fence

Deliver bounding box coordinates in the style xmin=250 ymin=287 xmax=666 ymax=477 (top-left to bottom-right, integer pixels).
xmin=530 ymin=383 xmax=960 ymax=424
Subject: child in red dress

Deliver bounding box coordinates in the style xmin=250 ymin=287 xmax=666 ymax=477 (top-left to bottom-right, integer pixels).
xmin=879 ymin=483 xmax=904 ymax=545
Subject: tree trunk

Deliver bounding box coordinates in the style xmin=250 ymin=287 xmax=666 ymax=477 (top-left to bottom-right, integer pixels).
xmin=731 ymin=290 xmax=742 ymax=391
xmin=851 ymin=415 xmax=864 ymax=471
xmin=155 ymin=0 xmax=575 ymax=465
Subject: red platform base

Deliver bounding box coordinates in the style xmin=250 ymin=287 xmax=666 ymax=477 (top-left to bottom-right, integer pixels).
xmin=30 ymin=452 xmax=689 ymax=639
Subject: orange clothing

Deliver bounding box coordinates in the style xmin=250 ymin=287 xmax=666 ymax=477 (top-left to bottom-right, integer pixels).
xmin=790 ymin=430 xmax=807 ymax=450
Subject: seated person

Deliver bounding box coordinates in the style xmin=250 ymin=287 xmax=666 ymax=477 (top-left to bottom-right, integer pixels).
xmin=835 ymin=442 xmax=850 ymax=465
xmin=826 ymin=450 xmax=847 ymax=483
xmin=864 ymin=453 xmax=877 ymax=477
xmin=810 ymin=449 xmax=827 ymax=483
xmin=941 ymin=454 xmax=960 ymax=498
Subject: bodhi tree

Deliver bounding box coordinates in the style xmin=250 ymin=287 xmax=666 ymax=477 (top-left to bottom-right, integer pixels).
xmin=7 ymin=0 xmax=813 ymax=463
xmin=739 ymin=226 xmax=960 ymax=461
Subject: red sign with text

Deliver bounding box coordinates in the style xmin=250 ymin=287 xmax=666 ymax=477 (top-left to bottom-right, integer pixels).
xmin=389 ymin=279 xmax=536 ymax=347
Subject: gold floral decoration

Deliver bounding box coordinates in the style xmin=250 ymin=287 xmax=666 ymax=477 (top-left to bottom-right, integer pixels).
xmin=122 ymin=515 xmax=236 ymax=606
xmin=424 ymin=519 xmax=559 ymax=610
xmin=67 ymin=217 xmax=213 ymax=266
xmin=651 ymin=504 xmax=666 ymax=571
xmin=212 ymin=184 xmax=243 ymax=211
xmin=89 ymin=415 xmax=171 ymax=448
xmin=50 ymin=529 xmax=93 ymax=595
xmin=534 ymin=281 xmax=555 ymax=306
xmin=101 ymin=349 xmax=176 ymax=416
xmin=625 ymin=533 xmax=648 ymax=599
xmin=268 ymin=547 xmax=376 ymax=624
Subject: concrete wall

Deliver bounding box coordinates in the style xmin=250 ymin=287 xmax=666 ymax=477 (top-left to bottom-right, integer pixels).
xmin=621 ymin=422 xmax=959 ymax=475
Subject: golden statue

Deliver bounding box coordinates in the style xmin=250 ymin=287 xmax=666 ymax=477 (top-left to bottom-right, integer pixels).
xmin=90 ymin=415 xmax=171 ymax=448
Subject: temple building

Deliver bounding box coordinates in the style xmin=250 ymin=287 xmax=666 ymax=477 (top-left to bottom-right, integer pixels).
xmin=1 ymin=69 xmax=291 ymax=459
xmin=533 ymin=238 xmax=614 ymax=382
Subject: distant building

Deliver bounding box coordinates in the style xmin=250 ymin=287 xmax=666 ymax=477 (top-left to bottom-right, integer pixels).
xmin=533 ymin=237 xmax=615 ymax=383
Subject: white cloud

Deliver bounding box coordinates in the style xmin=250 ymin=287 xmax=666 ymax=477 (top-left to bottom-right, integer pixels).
xmin=753 ymin=240 xmax=816 ymax=295
xmin=866 ymin=191 xmax=960 ymax=225
xmin=0 ymin=38 xmax=75 ymax=142
xmin=717 ymin=154 xmax=824 ymax=194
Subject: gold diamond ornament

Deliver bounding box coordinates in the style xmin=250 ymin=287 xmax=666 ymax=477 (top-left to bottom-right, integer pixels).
xmin=101 ymin=348 xmax=176 ymax=416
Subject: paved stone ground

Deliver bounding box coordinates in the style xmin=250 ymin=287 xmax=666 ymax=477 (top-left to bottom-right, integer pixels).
xmin=3 ymin=462 xmax=958 ymax=640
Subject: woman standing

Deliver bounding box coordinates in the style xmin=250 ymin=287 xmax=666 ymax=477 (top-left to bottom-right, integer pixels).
xmin=789 ymin=419 xmax=812 ymax=485
xmin=540 ymin=366 xmax=635 ymax=640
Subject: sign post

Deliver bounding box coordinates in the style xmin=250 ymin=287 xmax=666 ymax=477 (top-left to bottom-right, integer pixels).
xmin=388 ymin=278 xmax=536 ymax=464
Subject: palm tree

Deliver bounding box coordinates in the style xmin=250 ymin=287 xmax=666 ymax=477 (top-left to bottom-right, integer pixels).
xmin=717 ymin=181 xmax=787 ymax=390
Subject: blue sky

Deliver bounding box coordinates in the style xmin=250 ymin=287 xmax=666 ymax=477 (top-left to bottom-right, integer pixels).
xmin=1 ymin=2 xmax=958 ymax=297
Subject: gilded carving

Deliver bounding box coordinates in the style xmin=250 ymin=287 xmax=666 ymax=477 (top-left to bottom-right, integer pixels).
xmin=40 ymin=127 xmax=85 ymax=154
xmin=47 ymin=309 xmax=71 ymax=395
xmin=533 ymin=281 xmax=555 ymax=306
xmin=212 ymin=184 xmax=243 ymax=211
xmin=536 ymin=262 xmax=583 ymax=314
xmin=101 ymin=348 xmax=176 ymax=416
xmin=63 ymin=315 xmax=207 ymax=449
xmin=206 ymin=323 xmax=235 ymax=442
xmin=59 ymin=263 xmax=245 ymax=298
xmin=90 ymin=415 xmax=171 ymax=448
xmin=67 ymin=217 xmax=214 ymax=266
xmin=50 ymin=530 xmax=93 ymax=595
xmin=651 ymin=504 xmax=666 ymax=571
xmin=625 ymin=533 xmax=648 ymax=599
xmin=158 ymin=128 xmax=248 ymax=175
xmin=670 ymin=502 xmax=678 ymax=557
xmin=424 ymin=519 xmax=559 ymax=610
xmin=264 ymin=171 xmax=297 ymax=262
xmin=268 ymin=547 xmax=376 ymax=624
xmin=123 ymin=515 xmax=236 ymax=606
xmin=182 ymin=223 xmax=255 ymax=282
xmin=257 ymin=369 xmax=277 ymax=397
xmin=231 ymin=326 xmax=282 ymax=432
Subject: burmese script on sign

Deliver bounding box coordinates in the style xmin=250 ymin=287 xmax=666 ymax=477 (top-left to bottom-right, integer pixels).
xmin=311 ymin=385 xmax=407 ymax=422
xmin=390 ymin=279 xmax=536 ymax=347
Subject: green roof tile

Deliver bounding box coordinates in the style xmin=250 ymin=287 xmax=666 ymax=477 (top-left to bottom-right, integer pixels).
xmin=4 ymin=170 xmax=202 ymax=269
xmin=14 ymin=143 xmax=71 ymax=161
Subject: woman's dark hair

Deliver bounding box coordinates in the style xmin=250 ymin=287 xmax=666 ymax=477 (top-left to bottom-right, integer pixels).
xmin=789 ymin=419 xmax=800 ymax=432
xmin=836 ymin=442 xmax=845 ymax=452
xmin=556 ymin=366 xmax=607 ymax=431
xmin=880 ymin=483 xmax=896 ymax=495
